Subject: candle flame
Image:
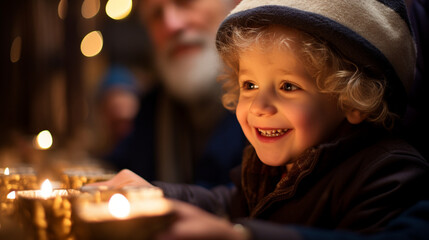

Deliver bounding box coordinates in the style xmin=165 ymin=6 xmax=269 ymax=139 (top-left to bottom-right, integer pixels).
xmin=4 ymin=167 xmax=9 ymax=175
xmin=108 ymin=193 xmax=130 ymax=219
xmin=36 ymin=130 xmax=53 ymax=149
xmin=41 ymin=179 xmax=53 ymax=198
xmin=7 ymin=191 xmax=16 ymax=200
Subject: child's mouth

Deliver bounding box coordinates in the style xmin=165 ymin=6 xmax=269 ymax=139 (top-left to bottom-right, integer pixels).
xmin=257 ymin=128 xmax=288 ymax=137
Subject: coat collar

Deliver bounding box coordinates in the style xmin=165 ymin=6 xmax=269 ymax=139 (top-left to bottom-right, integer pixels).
xmin=240 ymin=121 xmax=386 ymax=217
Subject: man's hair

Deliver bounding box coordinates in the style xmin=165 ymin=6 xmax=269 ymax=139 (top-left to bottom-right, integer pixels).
xmin=217 ymin=24 xmax=396 ymax=128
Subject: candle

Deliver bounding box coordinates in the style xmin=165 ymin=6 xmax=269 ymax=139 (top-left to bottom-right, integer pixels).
xmin=73 ymin=187 xmax=175 ymax=240
xmin=61 ymin=167 xmax=116 ymax=189
xmin=0 ymin=211 xmax=25 ymax=239
xmin=0 ymin=166 xmax=38 ymax=217
xmin=109 ymin=193 xmax=130 ymax=218
xmin=15 ymin=179 xmax=80 ymax=240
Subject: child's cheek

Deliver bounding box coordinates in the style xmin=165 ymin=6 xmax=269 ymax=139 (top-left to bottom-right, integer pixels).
xmin=290 ymin=104 xmax=326 ymax=147
xmin=236 ymin=100 xmax=252 ymax=138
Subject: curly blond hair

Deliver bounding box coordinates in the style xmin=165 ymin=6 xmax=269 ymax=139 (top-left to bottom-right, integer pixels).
xmin=217 ymin=25 xmax=396 ymax=129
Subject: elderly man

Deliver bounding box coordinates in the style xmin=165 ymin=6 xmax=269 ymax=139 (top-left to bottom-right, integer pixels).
xmin=106 ymin=0 xmax=246 ymax=188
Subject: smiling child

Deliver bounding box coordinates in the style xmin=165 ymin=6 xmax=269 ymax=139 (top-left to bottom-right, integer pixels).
xmin=210 ymin=0 xmax=428 ymax=233
xmin=90 ymin=0 xmax=429 ymax=239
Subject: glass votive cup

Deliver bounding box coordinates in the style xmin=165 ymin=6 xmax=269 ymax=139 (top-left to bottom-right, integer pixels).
xmin=0 ymin=166 xmax=38 ymax=217
xmin=73 ymin=186 xmax=175 ymax=240
xmin=15 ymin=188 xmax=80 ymax=240
xmin=60 ymin=167 xmax=116 ymax=189
xmin=0 ymin=213 xmax=26 ymax=239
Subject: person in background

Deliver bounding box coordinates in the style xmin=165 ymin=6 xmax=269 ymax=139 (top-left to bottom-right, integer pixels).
xmin=92 ymin=0 xmax=429 ymax=239
xmin=92 ymin=65 xmax=141 ymax=158
xmin=106 ymin=0 xmax=246 ymax=188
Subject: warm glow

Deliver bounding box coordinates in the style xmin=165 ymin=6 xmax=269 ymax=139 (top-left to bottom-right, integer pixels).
xmin=108 ymin=193 xmax=130 ymax=219
xmin=82 ymin=0 xmax=100 ymax=19
xmin=36 ymin=130 xmax=53 ymax=149
xmin=10 ymin=36 xmax=22 ymax=63
xmin=7 ymin=191 xmax=16 ymax=200
xmin=133 ymin=198 xmax=172 ymax=215
xmin=41 ymin=179 xmax=53 ymax=199
xmin=105 ymin=0 xmax=132 ymax=20
xmin=58 ymin=0 xmax=68 ymax=19
xmin=81 ymin=31 xmax=103 ymax=57
xmin=4 ymin=167 xmax=10 ymax=175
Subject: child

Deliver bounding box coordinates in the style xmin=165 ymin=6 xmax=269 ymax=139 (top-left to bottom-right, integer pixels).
xmin=91 ymin=0 xmax=428 ymax=239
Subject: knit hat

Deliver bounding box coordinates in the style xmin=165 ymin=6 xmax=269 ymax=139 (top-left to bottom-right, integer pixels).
xmin=216 ymin=0 xmax=416 ymax=116
xmin=97 ymin=64 xmax=140 ymax=100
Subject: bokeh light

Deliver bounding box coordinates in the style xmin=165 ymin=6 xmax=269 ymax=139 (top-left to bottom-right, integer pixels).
xmin=105 ymin=0 xmax=132 ymax=20
xmin=58 ymin=0 xmax=68 ymax=20
xmin=81 ymin=31 xmax=103 ymax=57
xmin=82 ymin=0 xmax=100 ymax=19
xmin=35 ymin=130 xmax=53 ymax=150
xmin=10 ymin=36 xmax=22 ymax=63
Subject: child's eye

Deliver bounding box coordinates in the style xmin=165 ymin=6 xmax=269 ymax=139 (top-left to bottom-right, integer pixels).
xmin=242 ymin=81 xmax=259 ymax=90
xmin=281 ymin=82 xmax=299 ymax=91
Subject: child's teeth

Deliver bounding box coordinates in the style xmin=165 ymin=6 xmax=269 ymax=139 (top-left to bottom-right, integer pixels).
xmin=258 ymin=128 xmax=288 ymax=137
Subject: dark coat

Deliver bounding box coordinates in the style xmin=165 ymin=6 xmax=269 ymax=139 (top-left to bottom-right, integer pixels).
xmin=237 ymin=200 xmax=429 ymax=240
xmin=233 ymin=122 xmax=428 ymax=233
xmin=106 ymin=86 xmax=247 ymax=187
xmin=403 ymin=0 xmax=429 ymax=160
xmin=155 ymin=122 xmax=429 ymax=235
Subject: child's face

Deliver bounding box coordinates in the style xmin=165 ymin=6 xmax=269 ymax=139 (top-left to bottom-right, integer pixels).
xmin=236 ymin=32 xmax=345 ymax=167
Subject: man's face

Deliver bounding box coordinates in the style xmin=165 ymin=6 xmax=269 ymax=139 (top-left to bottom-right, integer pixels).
xmin=140 ymin=0 xmax=232 ymax=60
xmin=139 ymin=0 xmax=236 ymax=101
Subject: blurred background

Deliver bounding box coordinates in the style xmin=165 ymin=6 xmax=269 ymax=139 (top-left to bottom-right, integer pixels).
xmin=0 ymin=0 xmax=156 ymax=171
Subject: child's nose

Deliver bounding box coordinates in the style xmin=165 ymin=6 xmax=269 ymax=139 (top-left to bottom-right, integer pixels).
xmin=249 ymin=92 xmax=277 ymax=117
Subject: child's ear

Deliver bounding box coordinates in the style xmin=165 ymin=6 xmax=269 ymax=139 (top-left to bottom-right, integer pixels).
xmin=345 ymin=109 xmax=367 ymax=124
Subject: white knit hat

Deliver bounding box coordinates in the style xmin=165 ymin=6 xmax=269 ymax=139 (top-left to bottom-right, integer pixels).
xmin=216 ymin=0 xmax=416 ymax=115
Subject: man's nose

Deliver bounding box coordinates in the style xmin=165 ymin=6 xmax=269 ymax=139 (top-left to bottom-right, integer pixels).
xmin=163 ymin=4 xmax=187 ymax=34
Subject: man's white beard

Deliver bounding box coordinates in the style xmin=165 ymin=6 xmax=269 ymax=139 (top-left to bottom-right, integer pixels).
xmin=156 ymin=34 xmax=222 ymax=102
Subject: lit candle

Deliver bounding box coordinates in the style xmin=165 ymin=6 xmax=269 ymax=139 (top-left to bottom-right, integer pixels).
xmin=0 ymin=166 xmax=38 ymax=217
xmin=15 ymin=179 xmax=80 ymax=240
xmin=109 ymin=193 xmax=130 ymax=219
xmin=41 ymin=179 xmax=53 ymax=198
xmin=0 ymin=191 xmax=16 ymax=217
xmin=7 ymin=191 xmax=16 ymax=199
xmin=76 ymin=192 xmax=171 ymax=220
xmin=16 ymin=179 xmax=70 ymax=199
xmin=73 ymin=187 xmax=175 ymax=240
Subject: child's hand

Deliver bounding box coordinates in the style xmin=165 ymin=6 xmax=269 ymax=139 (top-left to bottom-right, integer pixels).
xmin=157 ymin=200 xmax=249 ymax=240
xmin=86 ymin=169 xmax=153 ymax=189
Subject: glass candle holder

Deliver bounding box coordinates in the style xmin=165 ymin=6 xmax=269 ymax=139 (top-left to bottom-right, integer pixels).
xmin=15 ymin=182 xmax=80 ymax=240
xmin=0 ymin=213 xmax=26 ymax=239
xmin=60 ymin=167 xmax=116 ymax=189
xmin=73 ymin=186 xmax=175 ymax=240
xmin=0 ymin=166 xmax=38 ymax=217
